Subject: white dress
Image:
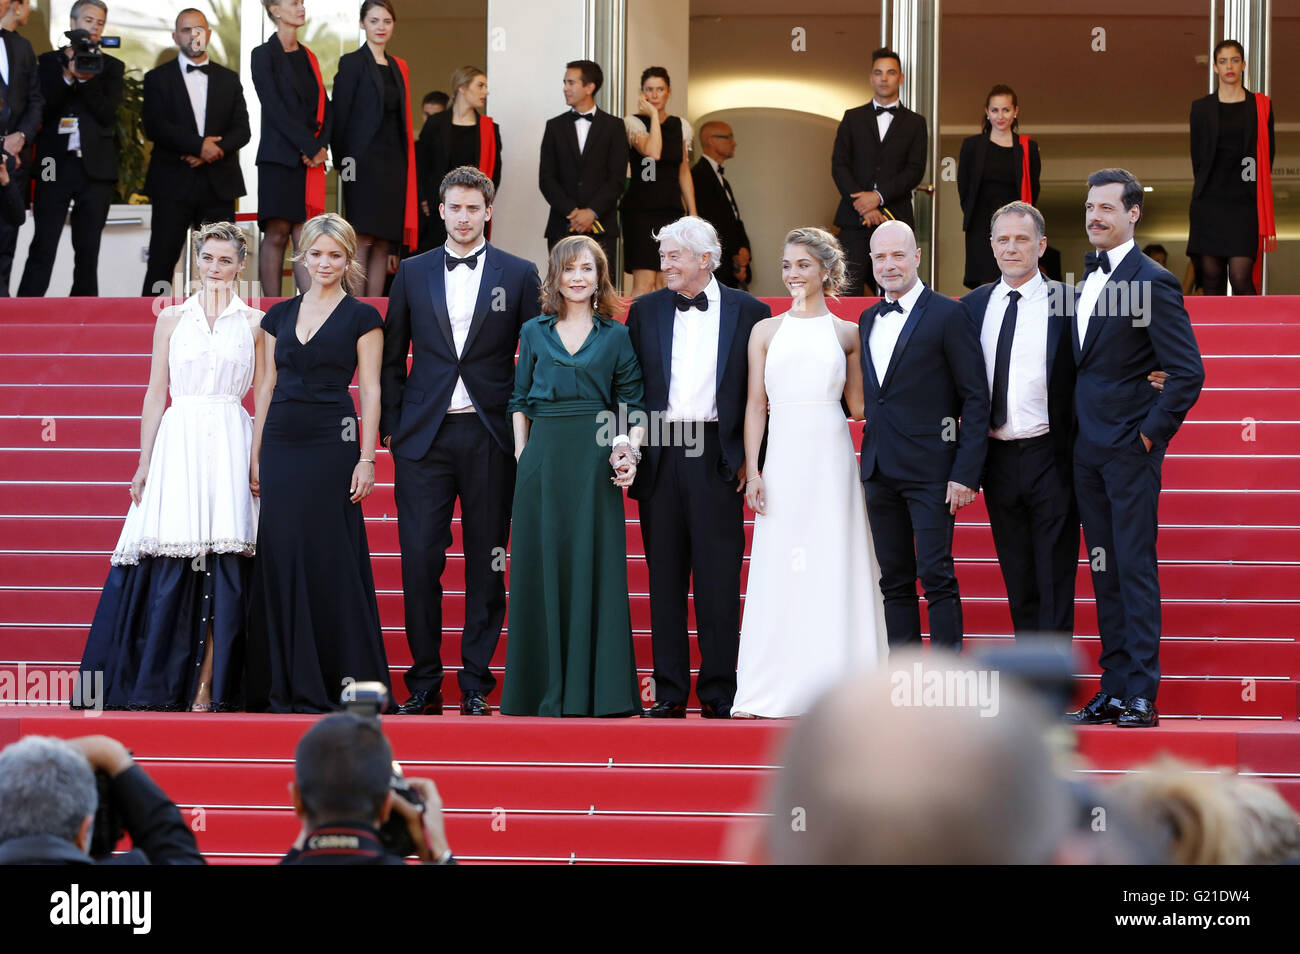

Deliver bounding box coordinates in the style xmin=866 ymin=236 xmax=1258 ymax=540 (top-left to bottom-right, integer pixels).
xmin=733 ymin=313 xmax=888 ymax=718
xmin=111 ymin=294 xmax=261 ymax=565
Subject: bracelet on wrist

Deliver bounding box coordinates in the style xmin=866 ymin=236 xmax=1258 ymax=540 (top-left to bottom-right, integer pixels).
xmin=359 ymin=458 xmax=375 ymax=464
xmin=746 ymin=473 xmax=762 ymax=484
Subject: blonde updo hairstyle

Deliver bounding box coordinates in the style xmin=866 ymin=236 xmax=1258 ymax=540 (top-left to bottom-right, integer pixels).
xmin=783 ymin=227 xmax=848 ymax=298
xmin=262 ymin=0 xmax=284 ymax=25
xmin=293 ymin=213 xmax=366 ymax=291
xmin=449 ymin=66 xmax=486 ymax=112
xmin=192 ymin=221 xmax=248 ymax=264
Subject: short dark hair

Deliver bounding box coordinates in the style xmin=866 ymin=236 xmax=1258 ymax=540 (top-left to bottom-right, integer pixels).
xmin=871 ymin=48 xmax=902 ymax=69
xmin=1213 ymin=39 xmax=1244 ymax=61
xmin=174 ymin=8 xmax=204 ymax=30
xmin=359 ymin=0 xmax=395 ymax=21
xmin=294 ymin=714 xmax=392 ymax=827
xmin=1087 ymin=168 xmax=1144 ymax=216
xmin=640 ymin=66 xmax=670 ymax=89
xmin=566 ymin=59 xmax=603 ymax=94
xmin=440 ymin=164 xmax=495 ymax=205
xmin=1142 ymin=243 xmax=1168 ymax=258
xmin=423 ymin=90 xmax=449 ymax=108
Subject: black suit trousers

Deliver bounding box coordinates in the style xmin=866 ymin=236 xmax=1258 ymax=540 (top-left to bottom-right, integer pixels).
xmin=393 ymin=414 xmax=514 ymax=696
xmin=1074 ymin=438 xmax=1164 ymax=702
xmin=983 ymin=436 xmax=1078 ymax=638
xmin=18 ymin=155 xmax=114 ymax=297
xmin=638 ymin=426 xmax=744 ymax=707
xmin=863 ymin=474 xmax=962 ymax=648
xmin=142 ymin=178 xmax=235 ymax=296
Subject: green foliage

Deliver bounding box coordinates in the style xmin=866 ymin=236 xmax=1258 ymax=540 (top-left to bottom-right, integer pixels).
xmin=114 ymin=67 xmax=151 ymax=204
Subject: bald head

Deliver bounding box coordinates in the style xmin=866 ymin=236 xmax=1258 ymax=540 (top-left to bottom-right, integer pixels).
xmin=869 ymin=221 xmax=921 ymax=298
xmin=699 ymin=121 xmax=735 ymax=163
xmin=761 ymin=650 xmax=1075 ymax=864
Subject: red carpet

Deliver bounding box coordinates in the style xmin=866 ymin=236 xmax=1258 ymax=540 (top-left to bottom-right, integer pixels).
xmin=1 ymin=295 xmax=1297 ymax=863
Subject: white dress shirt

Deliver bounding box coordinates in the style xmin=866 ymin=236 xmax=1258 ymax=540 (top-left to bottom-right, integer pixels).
xmin=873 ymin=98 xmax=899 ymax=140
xmin=1076 ymin=237 xmax=1134 ymax=349
xmin=444 ymin=241 xmax=487 ymax=412
xmin=666 ymin=276 xmax=721 ymax=421
xmin=868 ymin=280 xmax=924 ymax=385
xmin=981 ymin=272 xmax=1050 ymax=441
xmin=573 ymin=108 xmax=595 ymax=153
xmin=177 ymin=51 xmax=209 ymax=137
xmin=0 ymin=33 xmax=10 ymax=87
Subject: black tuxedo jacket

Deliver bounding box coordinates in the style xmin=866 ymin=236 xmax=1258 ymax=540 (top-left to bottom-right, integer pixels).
xmin=250 ymin=35 xmax=332 ymax=167
xmin=32 ymin=49 xmax=123 ymax=182
xmin=330 ymin=47 xmax=409 ymax=169
xmin=0 ymin=28 xmax=43 ymax=144
xmin=380 ymin=243 xmax=542 ymax=460
xmin=831 ymin=102 xmax=927 ymax=231
xmin=859 ymin=285 xmax=989 ymax=488
xmin=690 ymin=158 xmax=750 ymax=280
xmin=961 ymin=280 xmax=1075 ymax=481
xmin=1189 ymin=91 xmax=1275 ymax=199
xmin=624 ymin=285 xmax=770 ymax=500
xmin=1073 ymin=246 xmax=1204 ymax=461
xmin=538 ymin=108 xmax=625 ymax=242
xmin=142 ymin=57 xmax=249 ymax=201
xmin=956 ymin=133 xmax=1041 ymax=232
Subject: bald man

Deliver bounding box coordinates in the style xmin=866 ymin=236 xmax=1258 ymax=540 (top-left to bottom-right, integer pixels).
xmin=691 ymin=121 xmax=750 ymax=288
xmin=858 ymin=221 xmax=988 ymax=650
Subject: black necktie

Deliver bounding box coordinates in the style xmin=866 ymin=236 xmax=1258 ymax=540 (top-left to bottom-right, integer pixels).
xmin=878 ymin=298 xmax=904 ymax=315
xmin=874 ymin=104 xmax=898 ymax=116
xmin=569 ymin=110 xmax=593 ymax=122
xmin=1084 ymin=250 xmax=1111 ymax=275
xmin=676 ymin=292 xmax=707 ymax=312
xmin=446 ymin=247 xmax=484 ymax=271
xmin=717 ymin=168 xmax=739 ymax=217
xmin=989 ymin=290 xmax=1021 ymax=430
xmin=186 ymin=63 xmax=210 ymax=74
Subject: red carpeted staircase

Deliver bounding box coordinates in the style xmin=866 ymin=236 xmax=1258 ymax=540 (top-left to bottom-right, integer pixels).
xmin=1 ymin=295 xmax=1297 ymax=863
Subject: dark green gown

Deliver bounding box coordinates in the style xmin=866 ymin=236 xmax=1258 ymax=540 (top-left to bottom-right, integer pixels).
xmin=501 ymin=313 xmax=645 ymax=717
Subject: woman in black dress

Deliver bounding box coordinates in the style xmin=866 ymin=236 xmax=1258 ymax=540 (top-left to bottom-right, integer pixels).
xmin=247 ymin=213 xmax=391 ymax=713
xmin=1188 ymin=40 xmax=1277 ymax=296
xmin=957 ymin=84 xmax=1040 ymax=290
xmin=251 ymin=0 xmax=332 ymax=296
xmin=620 ymin=67 xmax=697 ymax=297
xmin=332 ymin=0 xmax=417 ymax=296
xmin=416 ymin=66 xmax=501 ymax=250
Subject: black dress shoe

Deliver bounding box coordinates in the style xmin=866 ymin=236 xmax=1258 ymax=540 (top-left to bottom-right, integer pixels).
xmin=1065 ymin=690 xmax=1123 ymax=725
xmin=644 ymin=700 xmax=686 ymax=718
xmin=700 ymin=700 xmax=732 ymax=719
xmin=396 ymin=689 xmax=443 ymax=715
xmin=1117 ymin=696 xmax=1159 ymax=728
xmin=459 ymin=691 xmax=491 ymax=715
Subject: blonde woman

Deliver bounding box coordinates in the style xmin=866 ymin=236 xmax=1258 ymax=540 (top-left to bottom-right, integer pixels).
xmin=501 ymin=235 xmax=644 ymax=717
xmin=77 ymin=223 xmax=264 ymax=712
xmin=733 ymin=228 xmax=887 ymax=719
xmin=246 ymin=213 xmax=391 ymax=713
xmin=417 ymin=65 xmax=501 ymax=249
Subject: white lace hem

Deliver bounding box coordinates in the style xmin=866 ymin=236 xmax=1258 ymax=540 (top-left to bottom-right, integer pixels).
xmin=111 ymin=538 xmax=257 ymax=566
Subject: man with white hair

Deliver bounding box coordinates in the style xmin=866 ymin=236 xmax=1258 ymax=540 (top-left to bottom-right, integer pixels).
xmin=619 ymin=216 xmax=770 ymax=718
xmin=0 ymin=733 xmax=202 ymax=864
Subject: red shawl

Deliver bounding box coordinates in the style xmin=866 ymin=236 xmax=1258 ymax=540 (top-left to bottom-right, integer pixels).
xmin=1253 ymin=92 xmax=1276 ymax=290
xmin=393 ymin=56 xmax=419 ymax=251
xmin=1018 ymin=134 xmax=1033 ymax=204
xmin=478 ymin=114 xmax=497 ymax=182
xmin=302 ymin=43 xmax=327 ymax=220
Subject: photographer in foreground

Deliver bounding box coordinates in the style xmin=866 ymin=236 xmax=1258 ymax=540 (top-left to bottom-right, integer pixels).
xmin=0 ymin=734 xmax=204 ymax=865
xmin=16 ymin=0 xmax=124 ymax=297
xmin=281 ymin=713 xmax=456 ymax=865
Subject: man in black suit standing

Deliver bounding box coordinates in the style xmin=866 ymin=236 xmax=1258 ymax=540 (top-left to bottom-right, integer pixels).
xmin=538 ymin=59 xmax=624 ymax=264
xmin=619 ymin=216 xmax=770 ymax=718
xmin=690 ymin=120 xmax=750 ymax=288
xmin=16 ymin=0 xmax=122 ymax=297
xmin=381 ymin=166 xmax=541 ymax=717
xmin=832 ymin=48 xmax=927 ymax=296
xmin=961 ymin=201 xmax=1078 ymax=640
xmin=859 ymin=220 xmax=988 ymax=649
xmin=0 ymin=0 xmax=43 ymax=295
xmin=139 ymin=8 xmax=249 ymax=297
xmin=1066 ymin=169 xmax=1204 ymax=729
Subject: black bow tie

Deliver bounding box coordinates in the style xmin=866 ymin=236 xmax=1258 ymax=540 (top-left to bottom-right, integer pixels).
xmin=186 ymin=63 xmax=210 ymax=74
xmin=874 ymin=104 xmax=898 ymax=116
xmin=676 ymin=292 xmax=708 ymax=312
xmin=446 ymin=247 xmax=485 ymax=271
xmin=569 ymin=110 xmax=594 ymax=122
xmin=1084 ymin=250 xmax=1112 ymax=275
xmin=878 ymin=298 xmax=904 ymax=315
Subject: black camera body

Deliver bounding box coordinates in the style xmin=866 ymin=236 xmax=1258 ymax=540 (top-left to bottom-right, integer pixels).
xmin=87 ymin=770 xmax=125 ymax=859
xmin=379 ymin=764 xmax=426 ymax=858
xmin=64 ymin=29 xmax=120 ymax=76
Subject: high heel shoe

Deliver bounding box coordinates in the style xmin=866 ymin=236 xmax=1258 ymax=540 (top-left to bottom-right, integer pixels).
xmin=190 ymin=682 xmax=212 ymax=712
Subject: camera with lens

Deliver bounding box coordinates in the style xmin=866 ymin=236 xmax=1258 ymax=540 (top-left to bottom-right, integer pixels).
xmin=340 ymin=681 xmax=426 ymax=857
xmin=64 ymin=28 xmax=120 ymax=76
xmin=87 ymin=769 xmax=126 ymax=859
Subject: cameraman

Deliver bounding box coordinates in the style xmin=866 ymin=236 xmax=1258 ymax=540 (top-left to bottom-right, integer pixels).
xmin=281 ymin=714 xmax=456 ymax=865
xmin=16 ymin=0 xmax=123 ymax=297
xmin=0 ymin=734 xmax=204 ymax=865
